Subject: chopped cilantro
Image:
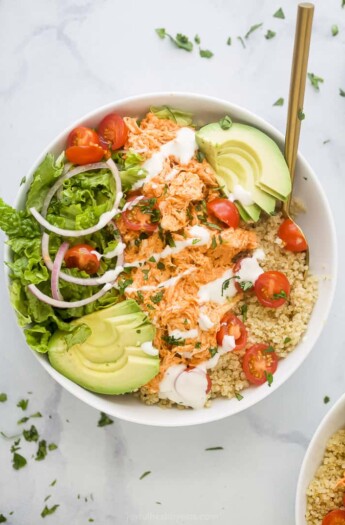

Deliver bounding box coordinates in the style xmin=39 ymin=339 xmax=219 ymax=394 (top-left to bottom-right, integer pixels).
xmin=162 ymin=335 xmax=185 ymax=346
xmin=219 ymin=115 xmax=232 ymax=130
xmin=332 ymin=25 xmax=339 ymax=36
xmin=17 ymin=417 xmax=29 ymax=425
xmin=240 ymin=304 xmax=248 ymax=321
xmin=264 ymin=346 xmax=275 ymax=354
xmin=200 ymin=220 xmax=222 ymax=230
xmin=237 ymin=36 xmax=246 ymax=48
xmin=324 ymin=396 xmax=330 ymax=404
xmin=0 ymin=515 xmax=6 ymax=523
xmin=340 ymin=88 xmax=345 ymax=97
xmin=50 ymin=479 xmax=57 ymax=487
xmin=192 ymin=238 xmax=201 ymax=245
xmin=23 ymin=425 xmax=39 ymax=442
xmin=245 ymin=23 xmax=263 ymax=39
xmin=35 ymin=440 xmax=47 ymax=461
xmin=273 ymin=97 xmax=284 ymax=106
xmin=0 ymin=393 xmax=7 ymax=403
xmin=298 ymin=109 xmax=305 ymax=121
xmin=199 ymin=48 xmax=213 ymax=58
xmin=44 ymin=496 xmax=51 ymax=503
xmin=265 ymin=29 xmax=276 ymax=39
xmin=17 ymin=399 xmax=29 ymax=411
xmin=98 ymin=412 xmax=113 ymax=427
xmin=205 ymin=446 xmax=224 ymax=451
xmin=209 ymin=347 xmax=217 ymax=357
xmin=137 ymin=291 xmax=144 ymax=303
xmin=118 ymin=277 xmax=133 ymax=294
xmin=142 ymin=269 xmax=150 ymax=281
xmin=211 ymin=236 xmax=217 ymax=249
xmin=139 ymin=471 xmax=151 ymax=480
xmin=150 ymin=290 xmax=164 ymax=304
xmin=195 ymin=342 xmax=202 ymax=349
xmin=274 ymin=8 xmax=285 ymax=19
xmin=239 ymin=281 xmax=253 ymax=292
xmin=157 ymin=30 xmax=193 ymax=51
xmin=48 ymin=443 xmax=58 ymax=451
xmin=196 ymin=150 xmax=205 ymax=163
xmin=227 ymin=37 xmax=232 ymax=45
xmin=157 ymin=261 xmax=165 ymax=270
xmin=194 ymin=34 xmax=201 ymax=44
xmin=148 ymin=256 xmax=156 ymax=263
xmin=155 ymin=28 xmax=166 ymax=39
xmin=165 ymin=232 xmax=176 ymax=247
xmin=41 ymin=505 xmax=59 ymax=518
xmin=235 ymin=392 xmax=244 ymax=401
xmin=308 ymin=73 xmax=324 ymax=91
xmin=12 ymin=452 xmax=27 ymax=470
xmin=273 ymin=290 xmax=287 ymax=299
xmin=265 ymin=371 xmax=274 ymax=387
xmin=284 ymin=337 xmax=291 ymax=345
xmin=11 ymin=438 xmax=21 ymax=453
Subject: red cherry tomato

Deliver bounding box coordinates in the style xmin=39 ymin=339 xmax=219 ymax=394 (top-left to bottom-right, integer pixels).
xmin=254 ymin=271 xmax=290 ymax=308
xmin=64 ymin=244 xmax=100 ymax=275
xmin=98 ymin=114 xmax=128 ymax=151
xmin=206 ymin=198 xmax=240 ymax=229
xmin=322 ymin=509 xmax=345 ymax=525
xmin=122 ymin=196 xmax=158 ymax=232
xmin=242 ymin=344 xmax=278 ymax=386
xmin=65 ymin=126 xmax=106 ymax=165
xmin=278 ymin=218 xmax=308 ymax=252
xmin=216 ymin=312 xmax=247 ymax=351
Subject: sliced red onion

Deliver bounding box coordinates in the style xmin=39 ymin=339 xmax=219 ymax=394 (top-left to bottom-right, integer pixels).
xmin=42 ymin=233 xmax=124 ymax=287
xmin=28 ymin=282 xmax=113 ymax=309
xmin=32 ymin=159 xmax=122 ymax=237
xmin=51 ymin=242 xmax=69 ymax=300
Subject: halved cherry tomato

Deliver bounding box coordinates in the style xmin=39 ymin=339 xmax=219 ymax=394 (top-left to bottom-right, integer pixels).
xmin=322 ymin=509 xmax=345 ymax=525
xmin=278 ymin=218 xmax=308 ymax=252
xmin=64 ymin=244 xmax=100 ymax=275
xmin=122 ymin=196 xmax=158 ymax=232
xmin=216 ymin=312 xmax=247 ymax=351
xmin=232 ymin=259 xmax=254 ymax=294
xmin=65 ymin=126 xmax=106 ymax=165
xmin=254 ymin=271 xmax=290 ymax=308
xmin=98 ymin=114 xmax=128 ymax=151
xmin=207 ymin=198 xmax=240 ymax=229
xmin=242 ymin=343 xmax=278 ymax=386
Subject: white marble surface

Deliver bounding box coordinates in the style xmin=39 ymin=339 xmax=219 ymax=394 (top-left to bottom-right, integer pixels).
xmin=0 ymin=0 xmax=344 ymax=523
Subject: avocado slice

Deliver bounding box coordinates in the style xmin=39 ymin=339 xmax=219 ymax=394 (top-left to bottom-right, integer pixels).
xmin=196 ymin=122 xmax=291 ymax=220
xmin=48 ymin=299 xmax=159 ymax=395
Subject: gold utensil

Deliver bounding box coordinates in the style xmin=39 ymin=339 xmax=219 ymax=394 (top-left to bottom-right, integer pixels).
xmin=283 ymin=2 xmax=314 ymax=269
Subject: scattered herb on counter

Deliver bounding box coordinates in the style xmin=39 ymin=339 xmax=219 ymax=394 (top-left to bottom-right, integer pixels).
xmin=298 ymin=109 xmax=305 ymax=121
xmin=209 ymin=347 xmax=217 ymax=357
xmin=237 ymin=36 xmax=246 ymax=48
xmin=265 ymin=29 xmax=276 ymax=39
xmin=12 ymin=452 xmax=27 ymax=470
xmin=31 ymin=412 xmax=42 ymax=418
xmin=284 ymin=337 xmax=291 ymax=345
xmin=17 ymin=399 xmax=29 ymax=411
xmin=235 ymin=392 xmax=244 ymax=401
xmin=240 ymin=304 xmax=248 ymax=321
xmin=162 ymin=335 xmax=186 ymax=346
xmin=11 ymin=438 xmax=21 ymax=453
xmin=89 ymin=520 xmax=94 ymax=523
xmin=332 ymin=25 xmax=339 ymax=36
xmin=48 ymin=443 xmax=58 ymax=451
xmin=155 ymin=28 xmax=166 ymax=39
xmin=156 ymin=502 xmax=162 ymax=505
xmin=140 ymin=471 xmax=151 ymax=480
xmin=50 ymin=479 xmax=57 ymax=487
xmin=35 ymin=440 xmax=47 ymax=461
xmin=227 ymin=37 xmax=232 ymax=45
xmin=219 ymin=115 xmax=232 ymax=130
xmin=155 ymin=29 xmax=193 ymax=52
xmin=0 ymin=431 xmax=21 ymax=440
xmin=41 ymin=505 xmax=59 ymax=518
xmin=17 ymin=417 xmax=29 ymax=425
xmin=342 ymin=0 xmax=345 ymax=8
xmin=199 ymin=48 xmax=214 ymax=58
xmin=340 ymin=88 xmax=345 ymax=97
xmin=0 ymin=393 xmax=7 ymax=403
xmin=44 ymin=496 xmax=51 ymax=503
xmin=245 ymin=23 xmax=263 ymax=39
xmin=324 ymin=396 xmax=330 ymax=404
xmin=150 ymin=290 xmax=164 ymax=304
xmin=205 ymin=446 xmax=224 ymax=451
xmin=273 ymin=290 xmax=287 ymax=299
xmin=194 ymin=34 xmax=201 ymax=44
xmin=23 ymin=425 xmax=39 ymax=442
xmin=308 ymin=73 xmax=324 ymax=91
xmin=274 ymin=8 xmax=285 ymax=19
xmin=98 ymin=412 xmax=113 ymax=427
xmin=0 ymin=514 xmax=7 ymax=523
xmin=273 ymin=97 xmax=284 ymax=106
xmin=265 ymin=371 xmax=274 ymax=387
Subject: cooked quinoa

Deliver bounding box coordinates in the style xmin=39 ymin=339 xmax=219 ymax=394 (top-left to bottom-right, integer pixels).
xmin=138 ymin=212 xmax=318 ymax=407
xmin=306 ymin=429 xmax=345 ymax=524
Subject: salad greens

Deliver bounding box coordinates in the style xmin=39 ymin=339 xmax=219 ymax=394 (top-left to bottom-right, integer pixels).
xmin=150 ymin=106 xmax=193 ymax=126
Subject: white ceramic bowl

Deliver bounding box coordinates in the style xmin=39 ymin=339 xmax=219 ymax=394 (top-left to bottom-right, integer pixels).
xmin=296 ymin=393 xmax=345 ymax=524
xmin=6 ymin=92 xmax=337 ymax=426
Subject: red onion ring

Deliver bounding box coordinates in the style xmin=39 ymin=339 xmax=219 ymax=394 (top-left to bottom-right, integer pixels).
xmin=28 ymin=282 xmax=113 ymax=309
xmin=51 ymin=242 xmax=69 ymax=300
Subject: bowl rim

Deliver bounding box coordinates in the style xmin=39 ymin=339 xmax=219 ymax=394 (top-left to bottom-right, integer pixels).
xmin=295 ymin=392 xmax=345 ymax=524
xmin=4 ymin=91 xmax=338 ymax=426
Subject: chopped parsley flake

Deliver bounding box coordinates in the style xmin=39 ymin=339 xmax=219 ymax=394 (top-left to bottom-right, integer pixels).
xmin=156 ymin=29 xmax=194 ymax=52
xmin=245 ymin=23 xmax=263 ymax=39
xmin=273 ymin=290 xmax=287 ymax=299
xmin=165 ymin=232 xmax=176 ymax=247
xmin=194 ymin=34 xmax=201 ymax=44
xmin=209 ymin=347 xmax=217 ymax=357
xmin=35 ymin=440 xmax=47 ymax=461
xmin=284 ymin=337 xmax=291 ymax=345
xmin=195 ymin=342 xmax=202 ymax=349
xmin=11 ymin=438 xmax=21 ymax=453
xmin=12 ymin=452 xmax=27 ymax=470
xmin=264 ymin=346 xmax=275 ymax=354
xmin=274 ymin=8 xmax=285 ymax=19
xmin=332 ymin=25 xmax=339 ymax=36
xmin=0 ymin=514 xmax=6 ymax=523
xmin=41 ymin=505 xmax=59 ymax=518
xmin=155 ymin=28 xmax=166 ymax=39
xmin=298 ymin=109 xmax=305 ymax=121
xmin=240 ymin=304 xmax=248 ymax=321
xmin=308 ymin=73 xmax=324 ymax=91
xmin=265 ymin=29 xmax=276 ymax=39
xmin=235 ymin=392 xmax=244 ymax=401
xmin=219 ymin=115 xmax=232 ymax=130
xmin=324 ymin=396 xmax=330 ymax=404
xmin=137 ymin=291 xmax=144 ymax=303
xmin=237 ymin=36 xmax=246 ymax=48
xmin=48 ymin=443 xmax=58 ymax=451
xmin=151 ymin=290 xmax=164 ymax=304
xmin=162 ymin=335 xmax=186 ymax=346
xmin=23 ymin=425 xmax=39 ymax=442
xmin=50 ymin=479 xmax=57 ymax=487
xmin=157 ymin=261 xmax=165 ymax=270
xmin=139 ymin=471 xmax=151 ymax=480
xmin=340 ymin=88 xmax=345 ymax=97
xmin=192 ymin=238 xmax=201 ymax=244
xmin=205 ymin=446 xmax=224 ymax=451
xmin=142 ymin=269 xmax=150 ymax=281
xmin=148 ymin=256 xmax=156 ymax=263
xmin=273 ymin=97 xmax=284 ymax=106
xmin=211 ymin=236 xmax=217 ymax=249
xmin=0 ymin=393 xmax=7 ymax=403
xmin=199 ymin=48 xmax=214 ymax=58
xmin=239 ymin=281 xmax=253 ymax=292
xmin=265 ymin=371 xmax=274 ymax=387
xmin=17 ymin=399 xmax=29 ymax=411
xmin=227 ymin=37 xmax=232 ymax=45
xmin=97 ymin=412 xmax=113 ymax=427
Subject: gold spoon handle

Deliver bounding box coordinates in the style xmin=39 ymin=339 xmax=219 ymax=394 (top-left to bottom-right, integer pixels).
xmin=284 ymin=2 xmax=314 ymax=214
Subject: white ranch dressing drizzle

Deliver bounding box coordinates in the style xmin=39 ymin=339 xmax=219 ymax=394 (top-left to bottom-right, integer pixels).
xmin=168 ymin=328 xmax=198 ymax=340
xmin=198 ymin=312 xmax=214 ymax=331
xmin=205 ymin=335 xmax=236 ymax=369
xmin=91 ymin=242 xmax=126 ymax=261
xmin=125 ymin=268 xmax=195 ymax=293
xmin=132 ymin=128 xmax=197 ymax=189
xmin=197 ymin=268 xmax=237 ymax=304
xmin=121 ymin=195 xmax=144 ymax=212
xmin=236 ymin=248 xmax=265 ymax=285
xmin=158 ymin=364 xmax=208 ymax=409
xmin=141 ymin=341 xmax=159 ymax=356
xmin=228 ymin=184 xmax=254 ymax=206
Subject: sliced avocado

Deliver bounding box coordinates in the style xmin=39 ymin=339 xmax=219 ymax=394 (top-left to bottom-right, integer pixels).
xmin=48 ymin=299 xmax=159 ymax=395
xmin=196 ymin=122 xmax=291 ymax=220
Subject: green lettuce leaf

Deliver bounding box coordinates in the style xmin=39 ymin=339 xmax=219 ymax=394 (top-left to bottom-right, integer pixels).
xmin=150 ymin=106 xmax=194 ymax=126
xmin=26 ymin=154 xmax=64 ymax=212
xmin=0 ymin=199 xmax=40 ymax=238
xmin=113 ymin=150 xmax=147 ymax=190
